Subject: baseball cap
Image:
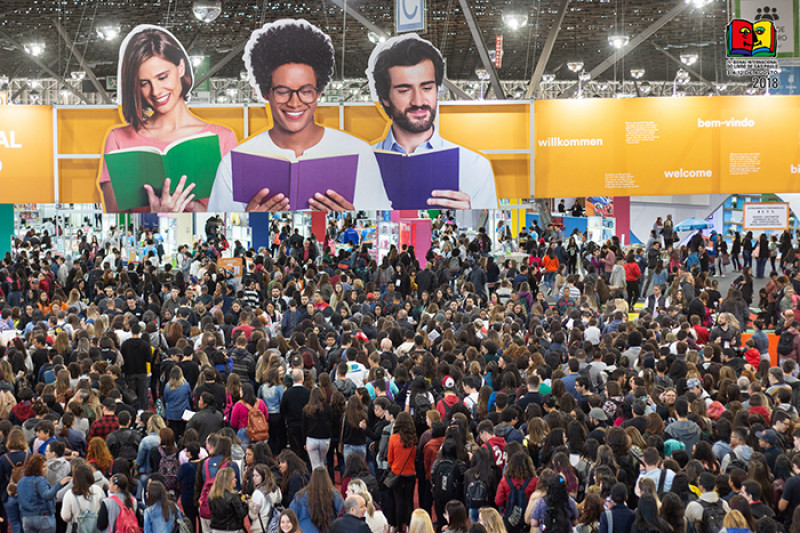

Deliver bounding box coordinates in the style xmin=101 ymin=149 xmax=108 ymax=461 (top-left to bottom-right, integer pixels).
xmin=589 ymin=407 xmax=608 ymax=421
xmin=756 ymin=429 xmax=779 ymax=446
xmin=442 ymin=376 xmax=455 ymax=389
xmin=686 ymin=377 xmax=701 ymax=389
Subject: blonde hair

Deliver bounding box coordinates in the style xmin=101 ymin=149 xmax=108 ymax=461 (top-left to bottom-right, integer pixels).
xmin=722 ymin=510 xmax=748 ymax=528
xmin=479 ymin=507 xmax=506 ymax=533
xmin=147 ymin=414 xmax=166 ymax=435
xmin=347 ymin=479 xmax=375 ymax=517
xmin=209 ymin=467 xmax=235 ymax=501
xmin=168 ymin=366 xmax=186 ymax=390
xmin=408 ymin=510 xmax=434 ymax=533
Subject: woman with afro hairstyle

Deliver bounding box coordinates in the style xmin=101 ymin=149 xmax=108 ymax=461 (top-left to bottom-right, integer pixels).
xmin=208 ymin=18 xmax=390 ymax=212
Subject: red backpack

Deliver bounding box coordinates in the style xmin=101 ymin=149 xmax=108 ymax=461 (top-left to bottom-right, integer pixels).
xmin=198 ymin=459 xmax=229 ymax=519
xmin=109 ymin=495 xmax=140 ymax=533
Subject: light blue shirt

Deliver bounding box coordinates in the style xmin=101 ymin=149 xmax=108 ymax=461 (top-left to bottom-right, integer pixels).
xmin=373 ymin=125 xmax=498 ymax=209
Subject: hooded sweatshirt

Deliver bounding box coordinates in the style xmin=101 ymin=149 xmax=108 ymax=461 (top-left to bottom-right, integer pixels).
xmin=665 ymin=419 xmax=702 ymax=453
xmin=720 ymin=445 xmax=753 ymax=473
xmin=494 ymin=423 xmax=524 ymax=444
xmin=436 ymin=394 xmax=462 ymax=420
xmin=484 ymin=436 xmax=507 ymax=469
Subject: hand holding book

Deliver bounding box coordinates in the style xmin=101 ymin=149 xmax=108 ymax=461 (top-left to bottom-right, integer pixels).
xmin=244 ymin=188 xmax=291 ymax=212
xmin=143 ymin=175 xmax=204 ymax=213
xmin=308 ymin=190 xmax=356 ymax=212
xmin=427 ymin=190 xmax=471 ymax=210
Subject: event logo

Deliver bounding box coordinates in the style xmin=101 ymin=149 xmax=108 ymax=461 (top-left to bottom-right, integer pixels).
xmin=727 ymin=19 xmax=777 ymax=57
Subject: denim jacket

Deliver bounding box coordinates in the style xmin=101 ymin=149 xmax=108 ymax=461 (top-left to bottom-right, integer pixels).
xmin=137 ymin=433 xmax=160 ymax=474
xmin=144 ymin=503 xmax=178 ymax=533
xmin=17 ymin=475 xmax=64 ymax=516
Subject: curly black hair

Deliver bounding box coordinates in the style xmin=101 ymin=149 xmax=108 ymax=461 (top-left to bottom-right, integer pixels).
xmin=373 ymin=37 xmax=444 ymax=112
xmin=248 ymin=22 xmax=335 ymax=97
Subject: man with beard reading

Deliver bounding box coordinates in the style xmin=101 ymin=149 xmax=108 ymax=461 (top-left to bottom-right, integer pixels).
xmin=368 ymin=34 xmax=498 ymax=210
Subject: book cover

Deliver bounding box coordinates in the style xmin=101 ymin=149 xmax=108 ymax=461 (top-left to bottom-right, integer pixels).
xmin=231 ymin=150 xmax=359 ymax=210
xmin=375 ymin=147 xmax=460 ymax=210
xmin=104 ymin=132 xmax=222 ymax=211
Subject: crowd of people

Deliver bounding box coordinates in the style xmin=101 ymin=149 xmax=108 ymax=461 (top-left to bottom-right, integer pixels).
xmin=1 ymin=213 xmax=800 ymax=533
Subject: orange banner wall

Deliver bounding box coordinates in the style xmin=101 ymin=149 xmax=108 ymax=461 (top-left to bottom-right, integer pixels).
xmin=533 ymin=95 xmax=800 ymax=198
xmin=2 ymin=102 xmax=529 ymax=206
xmin=0 ymin=106 xmax=55 ymax=202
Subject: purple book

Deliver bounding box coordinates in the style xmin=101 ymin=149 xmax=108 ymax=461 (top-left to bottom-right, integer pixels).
xmin=231 ymin=150 xmax=359 ymax=210
xmin=375 ymin=147 xmax=459 ymax=210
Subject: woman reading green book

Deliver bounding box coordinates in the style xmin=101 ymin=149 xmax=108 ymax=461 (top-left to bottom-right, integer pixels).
xmin=98 ymin=25 xmax=237 ymax=213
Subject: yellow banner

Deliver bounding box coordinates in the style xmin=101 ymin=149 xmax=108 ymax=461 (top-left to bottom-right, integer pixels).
xmin=0 ymin=106 xmax=54 ymax=203
xmin=534 ymin=95 xmax=800 ymax=198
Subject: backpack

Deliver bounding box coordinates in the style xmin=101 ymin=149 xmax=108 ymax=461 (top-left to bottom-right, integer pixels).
xmin=465 ymin=476 xmax=489 ymax=509
xmin=156 ymin=447 xmax=179 ymax=496
xmin=109 ymin=495 xmax=141 ymax=533
xmin=198 ymin=459 xmax=229 ymax=519
xmin=778 ymin=329 xmax=797 ymax=356
xmin=723 ymin=451 xmax=748 ymax=474
xmin=255 ymin=491 xmax=283 ymax=533
xmin=413 ymin=392 xmax=433 ymax=427
xmin=432 ymin=459 xmax=459 ymax=501
xmin=171 ymin=511 xmax=191 ymax=533
xmin=502 ymin=476 xmax=531 ymax=532
xmin=543 ymin=503 xmax=570 ymax=533
xmin=246 ymin=401 xmax=270 ymax=442
xmin=117 ymin=429 xmax=140 ymax=463
xmin=4 ymin=451 xmax=28 ymax=489
xmin=75 ymin=496 xmax=98 ymax=533
xmin=699 ymin=499 xmax=726 ymax=533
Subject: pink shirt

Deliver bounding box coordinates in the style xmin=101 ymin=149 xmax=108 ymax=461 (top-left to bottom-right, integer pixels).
xmin=230 ymin=399 xmax=268 ymax=431
xmin=100 ymin=122 xmax=238 ymax=206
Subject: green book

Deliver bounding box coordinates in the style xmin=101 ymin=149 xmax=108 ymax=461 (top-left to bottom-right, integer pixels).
xmin=104 ymin=132 xmax=222 ymax=211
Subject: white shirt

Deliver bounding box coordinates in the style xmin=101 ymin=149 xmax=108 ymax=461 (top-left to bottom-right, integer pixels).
xmin=208 ymin=128 xmax=391 ymax=211
xmin=373 ymin=126 xmax=498 ymax=210
xmin=346 ymin=361 xmax=369 ymax=388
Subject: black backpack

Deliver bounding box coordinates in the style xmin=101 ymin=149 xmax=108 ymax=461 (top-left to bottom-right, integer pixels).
xmin=778 ymin=329 xmax=797 ymax=356
xmin=502 ymin=476 xmax=531 ymax=533
xmin=543 ymin=503 xmax=570 ymax=533
xmin=465 ymin=476 xmax=489 ymax=509
xmin=413 ymin=392 xmax=433 ymax=426
xmin=723 ymin=451 xmax=748 ymax=474
xmin=699 ymin=499 xmax=725 ymax=533
xmin=117 ymin=429 xmax=140 ymax=463
xmin=432 ymin=459 xmax=459 ymax=501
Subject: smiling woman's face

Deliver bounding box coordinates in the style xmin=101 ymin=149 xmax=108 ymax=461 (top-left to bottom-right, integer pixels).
xmin=138 ymin=55 xmax=185 ymax=116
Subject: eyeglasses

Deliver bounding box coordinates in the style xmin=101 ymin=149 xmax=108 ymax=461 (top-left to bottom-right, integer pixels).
xmin=270 ymin=85 xmax=320 ymax=104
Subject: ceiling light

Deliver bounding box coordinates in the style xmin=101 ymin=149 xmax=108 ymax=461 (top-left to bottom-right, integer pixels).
xmin=225 ymin=87 xmax=238 ymax=98
xmin=475 ymin=67 xmax=490 ymax=81
xmin=639 ymin=81 xmax=652 ymax=95
xmin=192 ymin=0 xmax=222 ymax=23
xmin=24 ymin=41 xmax=45 ymax=57
xmin=0 ymin=75 xmax=8 ymax=87
xmin=542 ymin=74 xmax=556 ymax=83
xmin=29 ymin=90 xmax=40 ymax=103
xmin=680 ymin=53 xmax=698 ymax=66
xmin=715 ymin=83 xmax=728 ymax=92
xmin=29 ymin=79 xmax=41 ymax=89
xmin=70 ymin=71 xmax=86 ymax=81
xmin=579 ymin=71 xmax=591 ymax=82
xmin=97 ymin=26 xmax=120 ymax=41
xmin=368 ymin=32 xmax=386 ymax=45
xmin=239 ymin=71 xmax=249 ymax=81
xmin=685 ymin=0 xmax=712 ymax=8
xmin=567 ymin=61 xmax=584 ymax=73
xmin=598 ymin=82 xmax=610 ymax=91
xmin=502 ymin=5 xmax=528 ymax=31
xmin=630 ymin=68 xmax=646 ymax=79
xmin=190 ymin=56 xmax=205 ymax=67
xmin=216 ymin=93 xmax=229 ymax=103
xmin=673 ymin=90 xmax=686 ymax=97
xmin=608 ymin=33 xmax=630 ymax=49
xmin=60 ymin=89 xmax=71 ymax=99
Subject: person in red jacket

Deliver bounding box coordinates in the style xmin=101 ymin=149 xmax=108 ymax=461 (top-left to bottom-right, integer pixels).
xmin=494 ymin=452 xmax=537 ymax=529
xmin=743 ymin=338 xmax=761 ymax=368
xmin=478 ymin=420 xmax=507 ymax=470
xmin=624 ymin=254 xmax=642 ymax=307
xmin=436 ymin=376 xmax=462 ymax=420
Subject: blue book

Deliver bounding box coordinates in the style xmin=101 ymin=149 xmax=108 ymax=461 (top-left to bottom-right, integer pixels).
xmin=375 ymin=147 xmax=459 ymax=210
